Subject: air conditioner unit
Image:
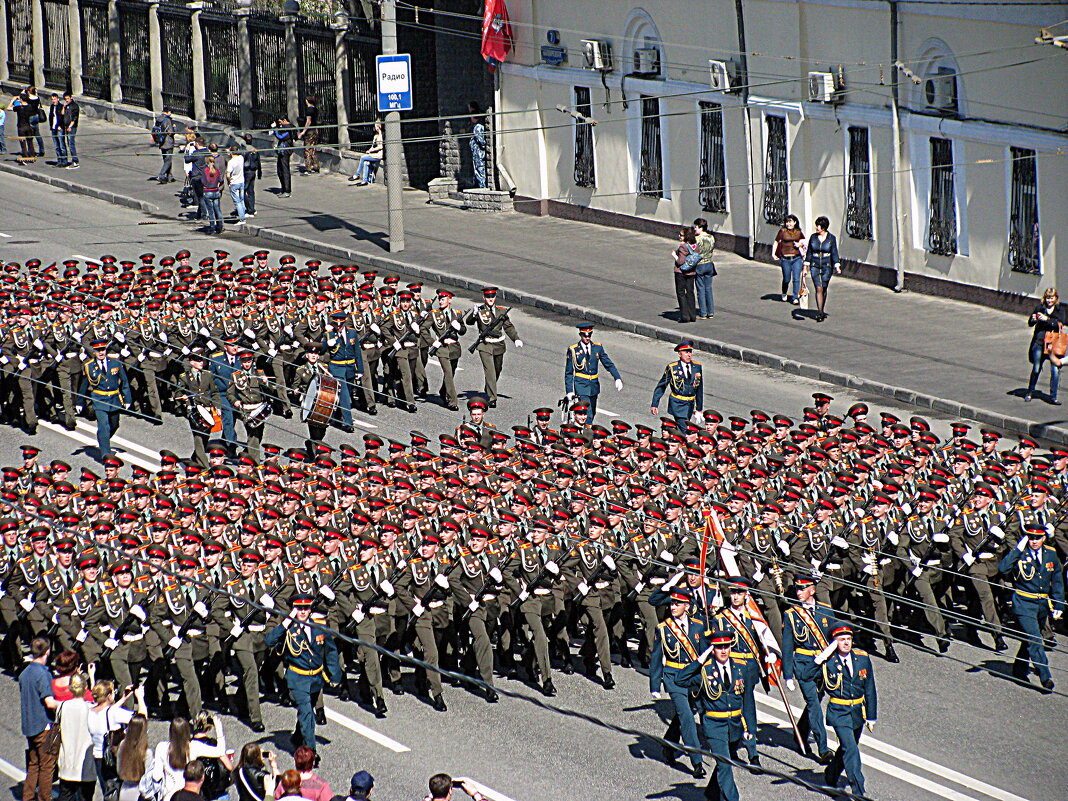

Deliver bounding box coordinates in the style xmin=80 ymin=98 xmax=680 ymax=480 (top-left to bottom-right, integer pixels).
xmin=582 ymin=39 xmax=613 ymax=72
xmin=709 ymin=59 xmax=734 ymax=92
xmin=924 ymin=67 xmax=957 ymax=113
xmin=633 ymin=47 xmax=660 ymax=76
xmin=807 ymin=71 xmax=837 ymax=103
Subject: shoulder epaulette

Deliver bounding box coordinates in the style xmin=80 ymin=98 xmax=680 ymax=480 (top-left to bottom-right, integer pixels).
xmin=853 ymin=649 xmax=868 ymax=656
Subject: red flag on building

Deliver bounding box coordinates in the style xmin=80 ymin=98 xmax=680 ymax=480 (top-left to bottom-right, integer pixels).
xmin=481 ymin=0 xmax=513 ymax=72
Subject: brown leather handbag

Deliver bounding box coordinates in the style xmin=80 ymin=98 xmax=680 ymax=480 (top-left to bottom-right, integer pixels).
xmin=1043 ymin=324 xmax=1067 ymax=366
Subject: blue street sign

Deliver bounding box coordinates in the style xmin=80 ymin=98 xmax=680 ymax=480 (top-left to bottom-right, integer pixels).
xmin=376 ymin=54 xmax=413 ymax=113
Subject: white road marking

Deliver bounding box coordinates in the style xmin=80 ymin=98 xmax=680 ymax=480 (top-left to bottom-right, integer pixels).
xmin=351 ymin=418 xmax=378 ymax=430
xmin=596 ymin=408 xmax=620 ymax=417
xmin=454 ymin=779 xmax=519 ymax=801
xmin=39 ymin=421 xmax=161 ymax=473
xmin=75 ymin=420 xmax=162 ymax=462
xmin=71 ymin=254 xmax=100 ymax=264
xmin=323 ymin=706 xmax=411 ymax=753
xmin=755 ymin=695 xmax=1027 ymax=801
xmin=0 ymin=756 xmax=26 ymax=781
xmin=0 ymin=232 xmax=12 ymax=238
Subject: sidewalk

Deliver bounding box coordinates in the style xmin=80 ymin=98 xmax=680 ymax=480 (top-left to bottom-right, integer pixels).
xmin=2 ymin=117 xmax=1062 ymax=443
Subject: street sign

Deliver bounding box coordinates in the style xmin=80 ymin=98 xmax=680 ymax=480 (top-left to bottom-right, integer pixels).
xmin=376 ymin=54 xmax=413 ymax=113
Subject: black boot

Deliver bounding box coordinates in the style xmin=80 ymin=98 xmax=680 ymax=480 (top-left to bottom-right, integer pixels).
xmin=884 ymin=642 xmax=900 ymax=663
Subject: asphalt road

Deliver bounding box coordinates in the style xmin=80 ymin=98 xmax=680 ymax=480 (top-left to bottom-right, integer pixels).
xmin=0 ymin=177 xmax=1065 ymax=801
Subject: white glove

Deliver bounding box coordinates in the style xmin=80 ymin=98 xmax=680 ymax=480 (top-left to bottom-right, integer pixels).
xmin=115 ymin=331 xmax=126 ymax=343
xmin=370 ymin=323 xmax=381 ymax=335
xmin=259 ymin=593 xmax=275 ymax=609
xmin=515 ymin=339 xmax=524 ymax=348
xmin=862 ymin=564 xmax=876 ymax=576
xmin=660 ymin=550 xmax=675 ymax=563
xmin=76 ymin=629 xmax=89 ymax=643
xmin=411 ymin=602 xmax=425 ymax=618
xmin=19 ymin=598 xmax=35 ymax=613
xmin=811 ymin=569 xmax=823 ymax=582
xmin=909 ymin=553 xmax=921 ymax=567
xmin=104 ymin=638 xmax=119 ymax=651
xmin=434 ymin=573 xmax=450 ymax=589
xmin=379 ymin=579 xmax=395 ymax=596
xmin=615 ymin=378 xmax=623 ymax=392
xmin=866 ymin=721 xmax=876 ymax=733
xmin=284 ymin=324 xmax=294 ymax=336
xmin=33 ymin=338 xmax=44 ymax=350
xmin=887 ymin=531 xmax=900 ymax=547
xmin=159 ymin=332 xmax=168 ymax=343
xmin=229 ymin=623 xmax=244 ymax=638
xmin=752 ymin=569 xmax=765 ymax=584
xmin=786 ymin=678 xmax=796 ymax=692
xmin=192 ymin=601 xmax=210 ymax=618
xmin=489 ymin=567 xmax=503 ymax=583
xmin=318 ymin=585 xmax=335 ymax=601
xmin=1017 ymin=536 xmax=1029 ymax=552
xmin=987 ymin=525 xmax=1004 ymax=540
xmin=697 ymin=645 xmax=716 ymax=663
xmin=814 ymin=641 xmax=838 ymax=665
xmin=1053 ymin=610 xmax=1063 ymax=621
xmin=167 ymin=635 xmax=182 ymax=650
xmin=411 ymin=323 xmax=420 ymax=334
xmin=664 ymin=570 xmax=685 ymax=590
xmin=831 ymin=536 xmax=849 ymax=549
xmin=777 ymin=539 xmax=790 ymax=557
xmin=764 ymin=652 xmax=778 ymax=665
xmin=244 ymin=328 xmax=256 ymax=340
xmin=602 ymin=555 xmax=616 ymax=570
xmin=451 ymin=319 xmax=462 ymax=331
xmin=650 ymin=691 xmax=662 ymax=700
xmin=544 ymin=561 xmax=560 ymax=575
xmin=351 ymin=608 xmax=366 ymax=623
xmin=467 ymin=599 xmax=479 ymax=612
xmin=962 ymin=551 xmax=975 ymax=566
xmin=566 ymin=392 xmax=576 ymax=403
xmin=577 ymin=581 xmax=590 ymax=597
xmin=392 ymin=341 xmax=402 ymax=352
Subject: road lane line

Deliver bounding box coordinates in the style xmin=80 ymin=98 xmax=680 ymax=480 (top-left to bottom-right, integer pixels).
xmin=454 ymin=779 xmax=519 ymax=801
xmin=595 ymin=408 xmax=620 ymax=417
xmin=351 ymin=418 xmax=378 ymax=430
xmin=39 ymin=421 xmax=161 ymax=473
xmin=71 ymin=254 xmax=99 ymax=263
xmin=323 ymin=706 xmax=410 ymax=753
xmin=0 ymin=233 xmax=12 ymax=238
xmin=0 ymin=756 xmax=26 ymax=781
xmin=756 ymin=709 xmax=983 ymax=801
xmin=75 ymin=420 xmax=163 ymax=462
xmin=756 ymin=695 xmax=1027 ymax=801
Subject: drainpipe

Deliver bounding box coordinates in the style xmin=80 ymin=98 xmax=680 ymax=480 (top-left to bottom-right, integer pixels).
xmin=734 ymin=0 xmax=756 ymax=260
xmin=889 ymin=0 xmax=906 ymax=292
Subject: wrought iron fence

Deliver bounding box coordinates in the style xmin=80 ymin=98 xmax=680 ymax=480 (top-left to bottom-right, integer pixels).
xmin=573 ymin=85 xmax=594 ymax=188
xmin=117 ymin=0 xmax=150 ymax=109
xmin=249 ymin=16 xmax=286 ymax=128
xmin=346 ymin=36 xmax=377 ymax=140
xmin=158 ymin=4 xmax=194 ymax=116
xmin=845 ymin=126 xmax=873 ymax=240
xmin=637 ymin=95 xmax=662 ymax=198
xmin=698 ymin=101 xmax=726 ymax=213
xmin=79 ymin=0 xmax=109 ymax=98
xmin=5 ymin=0 xmax=33 ymax=83
xmin=42 ymin=0 xmax=71 ymax=88
xmin=202 ymin=11 xmax=240 ymax=125
xmin=762 ymin=115 xmax=789 ymax=224
xmin=927 ymin=137 xmax=957 ymax=256
xmin=1008 ymin=147 xmax=1040 ymax=275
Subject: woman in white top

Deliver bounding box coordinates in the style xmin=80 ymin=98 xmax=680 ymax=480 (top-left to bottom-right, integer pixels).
xmin=87 ymin=680 xmax=147 ymax=796
xmin=116 ymin=715 xmax=156 ymax=801
xmin=56 ymin=674 xmax=95 ymax=801
xmin=152 ymin=717 xmax=232 ymax=801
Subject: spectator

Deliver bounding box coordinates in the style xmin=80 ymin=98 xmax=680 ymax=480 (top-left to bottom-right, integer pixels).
xmin=275 ymin=771 xmax=303 ymax=801
xmin=233 ymin=743 xmax=279 ymax=801
xmin=0 ymin=99 xmax=7 ymax=154
xmin=201 ymin=156 xmax=225 ymax=235
xmin=52 ymin=650 xmax=92 ymax=701
xmin=8 ymin=92 xmax=36 ymax=162
xmin=190 ymin=713 xmax=233 ymax=801
xmin=20 ymin=636 xmax=59 ymax=801
xmin=468 ymin=102 xmax=487 ymax=189
xmin=348 ymin=121 xmax=383 ymax=186
xmin=152 ymin=717 xmax=232 ymax=801
xmin=671 ymin=226 xmax=699 ymax=324
xmin=274 ymin=746 xmax=329 ymax=801
xmin=155 ymin=107 xmax=176 ymax=183
xmin=298 ymin=96 xmax=320 ymax=174
xmin=1025 ymin=287 xmax=1066 ymax=404
xmin=241 ymin=134 xmax=261 ymax=216
xmin=88 ymin=680 xmax=146 ymax=799
xmin=48 ymin=93 xmax=68 ymax=167
xmin=802 ymin=214 xmax=841 ymax=323
xmin=426 ymin=774 xmax=486 ymax=801
xmin=181 ymin=128 xmax=199 ymax=206
xmin=225 ymin=146 xmax=247 ymax=226
xmin=692 ymin=217 xmax=717 ymax=319
xmin=774 ymin=214 xmax=806 ymax=305
xmin=171 ymin=760 xmax=206 ymax=801
xmin=56 ymin=673 xmax=95 ymax=801
xmin=184 ymin=135 xmax=210 ymax=218
xmin=270 ymin=115 xmax=295 ymax=197
xmin=116 ymin=714 xmax=157 ymax=801
xmin=345 ymin=771 xmax=373 ymax=801
xmin=62 ymin=91 xmax=80 ymax=169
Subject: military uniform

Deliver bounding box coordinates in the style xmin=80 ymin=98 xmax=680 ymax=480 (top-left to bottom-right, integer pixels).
xmin=649 ymin=593 xmax=707 ymax=773
xmin=651 ymin=342 xmax=702 ymax=426
xmin=821 ymin=627 xmax=877 ymax=796
xmin=426 ymin=293 xmax=466 ymax=410
xmin=564 ymin=322 xmax=621 ymax=420
xmin=464 ymin=289 xmax=520 ymax=407
xmin=82 ymin=348 xmax=132 ymax=460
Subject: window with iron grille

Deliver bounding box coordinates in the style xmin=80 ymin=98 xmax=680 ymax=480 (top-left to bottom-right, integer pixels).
xmin=927 ymin=137 xmax=957 ymax=256
xmin=699 ymin=102 xmax=727 ymax=213
xmin=574 ymin=86 xmax=595 ymax=188
xmin=1008 ymin=147 xmax=1040 ymax=275
xmin=638 ymin=96 xmax=663 ymax=198
xmin=762 ymin=115 xmax=788 ymax=224
xmin=845 ymin=126 xmax=873 ymax=240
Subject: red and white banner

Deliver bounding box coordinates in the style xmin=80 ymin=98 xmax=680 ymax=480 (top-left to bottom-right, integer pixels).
xmin=481 ymin=0 xmax=513 ymax=72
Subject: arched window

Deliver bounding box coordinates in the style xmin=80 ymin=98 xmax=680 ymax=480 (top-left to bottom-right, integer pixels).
xmin=622 ymin=9 xmax=664 ymax=78
xmin=913 ymin=38 xmax=964 ymax=117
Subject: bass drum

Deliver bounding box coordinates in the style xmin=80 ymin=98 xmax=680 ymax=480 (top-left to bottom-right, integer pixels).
xmin=301 ymin=373 xmax=339 ymax=426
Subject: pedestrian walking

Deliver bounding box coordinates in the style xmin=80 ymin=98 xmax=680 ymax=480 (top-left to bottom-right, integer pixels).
xmin=201 ymin=156 xmax=225 ymax=234
xmin=48 ymin=93 xmax=69 ymax=167
xmin=297 ymin=97 xmax=320 ymax=174
xmin=468 ymin=101 xmax=488 ymax=188
xmin=62 ymin=92 xmax=80 ymax=168
xmin=1024 ymin=287 xmax=1065 ymax=404
xmin=55 ymin=673 xmax=95 ymax=801
xmin=20 ymin=636 xmax=59 ymax=801
xmin=693 ymin=217 xmax=717 ymax=319
xmin=270 ymin=116 xmax=295 ymax=197
xmin=671 ymin=226 xmax=699 ymax=324
xmin=348 ymin=121 xmax=383 ymax=185
xmin=184 ymin=136 xmax=210 ymax=219
xmin=0 ymin=100 xmax=7 ymax=154
xmin=154 ymin=108 xmax=176 ymax=183
xmin=241 ymin=134 xmax=261 ymax=215
xmin=774 ymin=214 xmax=806 ymax=304
xmin=225 ymin=146 xmax=247 ymax=226
xmin=802 ymin=215 xmax=841 ymax=322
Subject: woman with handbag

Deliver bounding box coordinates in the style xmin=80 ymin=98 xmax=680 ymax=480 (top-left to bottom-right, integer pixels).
xmin=1025 ymin=287 xmax=1066 ymax=404
xmin=672 ymin=227 xmax=700 ymax=324
xmin=774 ymin=214 xmax=805 ymax=304
xmin=87 ymin=680 xmax=146 ymax=801
xmin=56 ymin=674 xmax=95 ymax=801
xmin=200 ymin=156 xmax=225 ymax=235
xmin=116 ymin=715 xmax=156 ymax=801
xmin=802 ymin=215 xmax=842 ymax=322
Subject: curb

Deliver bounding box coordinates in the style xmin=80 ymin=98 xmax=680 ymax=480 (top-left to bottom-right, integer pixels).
xmin=7 ymin=164 xmax=1066 ymax=445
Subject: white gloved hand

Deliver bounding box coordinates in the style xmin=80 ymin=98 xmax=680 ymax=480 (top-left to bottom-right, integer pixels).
xmin=411 ymin=323 xmax=420 ymax=334
xmin=19 ymin=598 xmax=34 ymax=613
xmin=259 ymin=593 xmax=275 ymax=609
xmin=615 ymin=378 xmax=623 ymax=392
xmin=887 ymin=531 xmax=900 ymax=547
xmin=1017 ymin=536 xmax=1029 ymax=552
xmin=764 ymin=652 xmax=778 ymax=665
xmin=370 ymin=323 xmax=381 ymax=335
xmin=167 ymin=636 xmax=182 ymax=650
xmin=603 ymin=555 xmax=616 ymax=570
xmin=318 ymin=585 xmax=335 ymax=601
xmin=989 ymin=525 xmax=1005 ymax=540
xmin=392 ymin=341 xmax=402 ymax=352
xmin=489 ymin=567 xmax=503 ymax=583
xmin=434 ymin=573 xmax=450 ymax=589
xmin=786 ymin=678 xmax=796 ymax=692
xmin=660 ymin=550 xmax=675 ymax=563
xmin=576 ymin=581 xmax=590 ymax=597
xmin=104 ymin=638 xmax=119 ymax=651
xmin=831 ymin=536 xmax=849 ymax=550
xmin=962 ymin=552 xmax=975 ymax=566
xmin=451 ymin=319 xmax=463 ymax=331
xmin=515 ymin=340 xmax=524 ymax=349
xmin=229 ymin=623 xmax=244 ymax=638
xmin=866 ymin=721 xmax=876 ymax=733
xmin=1053 ymin=610 xmax=1063 ymax=621
xmin=698 ymin=645 xmax=716 ymax=663
xmin=811 ymin=569 xmax=823 ymax=582
xmin=192 ymin=601 xmax=210 ymax=618
xmin=379 ymin=579 xmax=395 ymax=596
xmin=650 ymin=691 xmax=662 ymax=700
xmin=76 ymin=629 xmax=89 ymax=643
xmin=544 ymin=561 xmax=560 ymax=575
xmin=351 ymin=608 xmax=366 ymax=623
xmin=777 ymin=539 xmax=790 ymax=557
xmin=411 ymin=602 xmax=425 ymax=618
xmin=130 ymin=604 xmax=147 ymax=621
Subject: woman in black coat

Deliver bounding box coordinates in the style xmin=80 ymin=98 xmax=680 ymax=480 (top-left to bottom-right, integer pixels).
xmin=803 ymin=215 xmax=841 ymax=322
xmin=1025 ymin=287 xmax=1066 ymax=404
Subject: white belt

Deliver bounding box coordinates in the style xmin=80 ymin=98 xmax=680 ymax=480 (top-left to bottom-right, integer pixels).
xmin=649 ymin=577 xmax=667 ymax=585
xmin=485 ymin=337 xmax=504 ymax=343
xmin=428 ymin=600 xmax=445 ymax=609
xmin=594 ymin=581 xmax=611 ymax=590
xmin=533 ymin=588 xmax=551 ymax=596
xmin=247 ymin=624 xmax=266 ymax=633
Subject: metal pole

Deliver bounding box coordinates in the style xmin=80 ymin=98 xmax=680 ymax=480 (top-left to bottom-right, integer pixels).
xmin=380 ymin=0 xmax=404 ymax=252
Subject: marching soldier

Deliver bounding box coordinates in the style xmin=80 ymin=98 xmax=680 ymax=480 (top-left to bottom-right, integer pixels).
xmin=451 ymin=525 xmax=505 ymax=702
xmin=160 ymin=556 xmax=215 ymax=718
xmin=817 ymin=624 xmax=877 ymax=796
xmin=465 ymin=287 xmax=522 ymax=408
xmin=426 ymin=289 xmax=466 ymax=411
xmin=176 ymin=347 xmax=222 ymax=467
xmin=223 ymin=548 xmax=276 ymax=731
xmin=898 ymin=486 xmax=953 ymax=653
xmin=564 ymin=322 xmax=622 ymax=420
xmin=50 ymin=305 xmax=85 ymax=430
xmin=226 ymin=350 xmax=273 ymax=461
xmin=292 ymin=344 xmax=332 ymax=444
xmin=396 ymin=533 xmax=452 ymax=711
xmin=383 ymin=292 xmax=423 ymax=413
xmin=99 ymin=559 xmax=150 ymax=691
xmin=342 ymin=536 xmax=395 ymax=718
xmin=949 ymin=482 xmax=1009 ymax=652
xmin=82 ymin=338 xmax=132 ymax=461
xmin=209 ymin=336 xmax=243 ymax=453
xmin=781 ymin=575 xmax=836 ymax=764
xmin=133 ymin=300 xmax=169 ymax=423
xmin=564 ymin=511 xmax=617 ymax=688
xmin=351 ymin=293 xmax=383 ymax=415
xmin=651 ymin=342 xmax=703 ymax=427
xmin=60 ymin=552 xmax=108 ymax=667
xmin=324 ymin=310 xmax=364 ymax=432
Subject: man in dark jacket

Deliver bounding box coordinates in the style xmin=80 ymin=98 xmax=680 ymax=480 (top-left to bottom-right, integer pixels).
xmin=184 ymin=136 xmax=211 ymax=219
xmin=155 ymin=107 xmax=176 ymax=183
xmin=241 ymin=133 xmax=262 ymax=215
xmin=270 ymin=116 xmax=295 ymax=197
xmin=48 ymin=94 xmax=68 ymax=167
xmin=61 ymin=93 xmax=79 ymax=168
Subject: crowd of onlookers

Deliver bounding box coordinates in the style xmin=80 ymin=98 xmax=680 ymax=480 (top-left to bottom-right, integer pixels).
xmin=20 ymin=636 xmax=492 ymax=801
xmin=2 ymin=86 xmax=80 ymax=166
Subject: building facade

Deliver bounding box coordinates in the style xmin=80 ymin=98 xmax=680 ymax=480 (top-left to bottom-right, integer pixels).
xmin=494 ymin=0 xmax=1067 ymax=306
